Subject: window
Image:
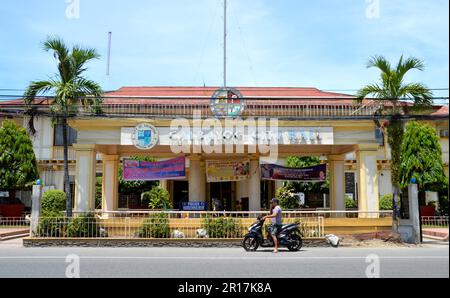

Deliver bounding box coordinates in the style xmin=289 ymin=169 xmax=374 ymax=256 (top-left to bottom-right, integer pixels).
xmin=54 ymin=124 xmax=78 ymax=146
xmin=440 ymin=129 xmax=449 ymax=138
xmin=375 ymin=128 xmax=385 ymax=146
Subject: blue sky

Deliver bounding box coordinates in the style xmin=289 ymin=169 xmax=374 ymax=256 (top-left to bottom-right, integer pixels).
xmin=0 ymin=0 xmax=448 ymax=99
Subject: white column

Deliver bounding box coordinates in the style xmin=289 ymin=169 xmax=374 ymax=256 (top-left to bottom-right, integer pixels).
xmin=74 ymin=144 xmax=97 ymax=213
xmin=248 ymin=159 xmax=261 ymax=211
xmin=236 ymin=180 xmax=249 ymax=200
xmin=329 ymin=155 xmax=346 ymax=212
xmin=188 ymin=156 xmax=206 ymax=202
xmin=102 ymin=155 xmax=119 ymax=213
xmin=357 ymin=144 xmax=380 ymax=218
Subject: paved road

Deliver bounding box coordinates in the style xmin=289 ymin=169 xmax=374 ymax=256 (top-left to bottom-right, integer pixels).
xmin=0 ymin=239 xmax=448 ymax=278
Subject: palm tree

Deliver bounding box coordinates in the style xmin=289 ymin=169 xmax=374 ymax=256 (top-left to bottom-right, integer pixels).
xmin=357 ymin=55 xmax=433 ymax=232
xmin=24 ymin=37 xmax=103 ymax=217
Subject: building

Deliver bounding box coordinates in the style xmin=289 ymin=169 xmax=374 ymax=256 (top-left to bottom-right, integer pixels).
xmin=1 ymin=86 xmax=448 ymax=214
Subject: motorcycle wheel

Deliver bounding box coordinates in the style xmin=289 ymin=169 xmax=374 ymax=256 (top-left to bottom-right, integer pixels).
xmin=287 ymin=234 xmax=303 ymax=251
xmin=243 ymin=235 xmax=259 ymax=251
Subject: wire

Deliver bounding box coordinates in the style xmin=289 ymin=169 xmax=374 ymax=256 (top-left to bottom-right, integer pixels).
xmin=1 ymin=87 xmax=448 ymax=92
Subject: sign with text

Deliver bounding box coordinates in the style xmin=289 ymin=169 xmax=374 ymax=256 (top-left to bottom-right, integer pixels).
xmin=261 ymin=163 xmax=327 ymax=182
xmin=206 ymin=159 xmax=250 ymax=183
xmin=123 ymin=157 xmax=186 ymax=181
xmin=182 ymin=202 xmax=208 ymax=211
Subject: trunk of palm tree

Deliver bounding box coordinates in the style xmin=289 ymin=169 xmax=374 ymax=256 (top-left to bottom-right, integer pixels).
xmin=62 ymin=117 xmax=73 ymax=217
xmin=387 ymin=116 xmax=404 ymax=233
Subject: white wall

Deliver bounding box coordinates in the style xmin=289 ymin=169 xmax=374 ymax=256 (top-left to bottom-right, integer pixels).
xmin=25 ymin=116 xmax=53 ymax=160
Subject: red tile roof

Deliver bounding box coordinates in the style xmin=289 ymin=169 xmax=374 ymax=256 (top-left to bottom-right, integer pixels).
xmin=104 ymin=86 xmax=354 ymax=98
xmin=432 ymin=105 xmax=449 ymax=116
xmin=102 ymin=86 xmax=357 ymax=105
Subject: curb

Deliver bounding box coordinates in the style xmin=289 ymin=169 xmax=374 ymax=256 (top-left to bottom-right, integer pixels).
xmin=22 ymin=237 xmax=328 ymax=248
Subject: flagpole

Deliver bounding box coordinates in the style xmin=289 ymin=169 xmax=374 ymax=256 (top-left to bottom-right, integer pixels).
xmin=223 ymin=0 xmax=227 ymax=88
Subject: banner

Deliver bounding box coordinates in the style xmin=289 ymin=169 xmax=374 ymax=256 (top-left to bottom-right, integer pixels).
xmin=261 ymin=163 xmax=327 ymax=182
xmin=206 ymin=159 xmax=250 ymax=183
xmin=123 ymin=157 xmax=186 ymax=181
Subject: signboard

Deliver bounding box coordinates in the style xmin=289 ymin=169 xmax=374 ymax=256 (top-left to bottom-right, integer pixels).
xmin=123 ymin=157 xmax=186 ymax=181
xmin=206 ymin=159 xmax=250 ymax=183
xmin=261 ymin=164 xmax=327 ymax=182
xmin=121 ymin=126 xmax=334 ymax=146
xmin=182 ymin=202 xmax=207 ymax=211
xmin=131 ymin=123 xmax=159 ymax=150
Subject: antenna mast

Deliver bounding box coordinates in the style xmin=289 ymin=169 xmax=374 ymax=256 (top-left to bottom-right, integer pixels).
xmin=106 ymin=31 xmax=112 ymax=76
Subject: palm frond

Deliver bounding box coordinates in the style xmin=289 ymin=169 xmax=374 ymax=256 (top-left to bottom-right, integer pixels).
xmin=71 ymin=46 xmax=100 ymax=77
xmin=356 ymin=83 xmax=385 ymax=100
xmin=398 ymin=82 xmax=433 ymax=106
xmin=367 ymin=55 xmax=391 ymax=76
xmin=396 ymin=56 xmax=425 ymax=79
xmin=43 ymin=36 xmax=72 ymax=83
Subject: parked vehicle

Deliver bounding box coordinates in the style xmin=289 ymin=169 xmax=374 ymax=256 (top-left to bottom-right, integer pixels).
xmin=242 ymin=217 xmax=303 ymax=251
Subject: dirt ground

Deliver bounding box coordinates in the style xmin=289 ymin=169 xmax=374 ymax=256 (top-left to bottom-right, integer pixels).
xmin=338 ymin=232 xmax=414 ymax=248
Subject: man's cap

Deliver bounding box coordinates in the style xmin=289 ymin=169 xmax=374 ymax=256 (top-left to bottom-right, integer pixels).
xmin=271 ymin=198 xmax=279 ymax=204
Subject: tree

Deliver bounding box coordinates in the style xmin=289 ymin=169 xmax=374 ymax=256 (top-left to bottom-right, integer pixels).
xmin=357 ymin=55 xmax=433 ymax=231
xmin=400 ymin=121 xmax=448 ymax=195
xmin=0 ymin=120 xmax=39 ymax=199
xmin=24 ymin=37 xmax=103 ymax=217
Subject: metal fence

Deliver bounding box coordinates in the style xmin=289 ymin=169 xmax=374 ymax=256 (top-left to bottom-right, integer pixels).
xmin=0 ymin=216 xmax=31 ymax=228
xmin=31 ymin=211 xmax=325 ymax=239
xmin=421 ymin=216 xmax=449 ymax=228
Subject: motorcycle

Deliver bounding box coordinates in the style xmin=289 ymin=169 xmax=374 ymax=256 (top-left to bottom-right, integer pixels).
xmin=242 ymin=217 xmax=303 ymax=251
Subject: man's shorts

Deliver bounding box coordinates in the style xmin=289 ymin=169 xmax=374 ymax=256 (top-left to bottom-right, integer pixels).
xmin=268 ymin=224 xmax=282 ymax=236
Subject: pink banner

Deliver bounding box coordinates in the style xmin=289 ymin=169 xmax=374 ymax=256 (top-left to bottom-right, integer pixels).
xmin=123 ymin=157 xmax=186 ymax=181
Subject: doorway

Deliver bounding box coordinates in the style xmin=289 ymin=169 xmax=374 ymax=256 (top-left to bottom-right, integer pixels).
xmin=209 ymin=182 xmax=234 ymax=211
xmin=173 ymin=181 xmax=189 ymax=210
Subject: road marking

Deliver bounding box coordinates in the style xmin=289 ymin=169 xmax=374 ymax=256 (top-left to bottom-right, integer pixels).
xmin=0 ymin=256 xmax=448 ymax=260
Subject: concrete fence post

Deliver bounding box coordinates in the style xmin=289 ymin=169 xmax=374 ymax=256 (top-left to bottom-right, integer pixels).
xmin=30 ymin=184 xmax=43 ymax=236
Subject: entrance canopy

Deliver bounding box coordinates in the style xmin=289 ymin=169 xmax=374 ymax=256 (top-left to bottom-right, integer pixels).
xmin=94 ymin=144 xmax=358 ymax=158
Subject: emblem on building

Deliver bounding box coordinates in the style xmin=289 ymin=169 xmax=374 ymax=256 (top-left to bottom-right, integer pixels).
xmin=132 ymin=123 xmax=159 ymax=150
xmin=210 ymin=88 xmax=245 ymax=117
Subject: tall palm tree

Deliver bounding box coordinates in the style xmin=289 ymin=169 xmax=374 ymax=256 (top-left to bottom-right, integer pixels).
xmin=357 ymin=55 xmax=433 ymax=232
xmin=24 ymin=37 xmax=103 ymax=217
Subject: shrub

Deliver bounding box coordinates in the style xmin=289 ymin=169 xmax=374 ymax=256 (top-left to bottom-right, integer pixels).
xmin=439 ymin=195 xmax=448 ymax=216
xmin=345 ymin=195 xmax=357 ymax=209
xmin=67 ymin=213 xmax=101 ymax=238
xmin=202 ymin=217 xmax=243 ymax=238
xmin=35 ymin=211 xmax=67 ymax=237
xmin=276 ymin=185 xmax=300 ymax=210
xmin=141 ymin=186 xmax=173 ymax=210
xmin=41 ymin=190 xmax=66 ymax=213
xmin=137 ymin=213 xmax=170 ymax=238
xmin=379 ymin=194 xmax=393 ymax=211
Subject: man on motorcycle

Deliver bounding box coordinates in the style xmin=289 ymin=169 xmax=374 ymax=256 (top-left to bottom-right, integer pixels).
xmin=262 ymin=198 xmax=282 ymax=253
